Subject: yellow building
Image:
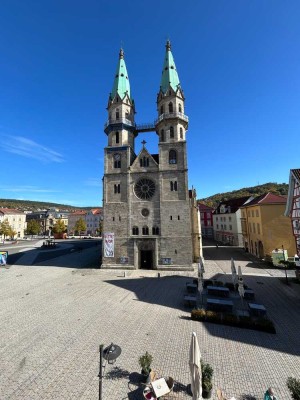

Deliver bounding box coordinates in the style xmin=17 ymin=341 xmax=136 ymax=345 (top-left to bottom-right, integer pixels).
xmin=240 ymin=193 xmax=296 ymax=260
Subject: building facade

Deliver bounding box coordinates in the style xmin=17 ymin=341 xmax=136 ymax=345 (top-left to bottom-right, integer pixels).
xmin=26 ymin=208 xmax=69 ymax=236
xmin=86 ymin=209 xmax=102 ymax=236
xmin=240 ymin=192 xmax=296 ymax=259
xmin=0 ymin=208 xmax=27 ymax=239
xmin=213 ymin=197 xmax=252 ymax=247
xmin=102 ymin=42 xmax=200 ymax=269
xmin=198 ymin=203 xmax=214 ymax=238
xmin=68 ymin=210 xmax=87 ymax=235
xmin=285 ymin=169 xmax=300 ymax=256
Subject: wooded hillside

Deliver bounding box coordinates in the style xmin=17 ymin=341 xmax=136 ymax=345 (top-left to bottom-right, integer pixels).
xmin=0 ymin=199 xmax=97 ymax=212
xmin=198 ymin=182 xmax=288 ymax=209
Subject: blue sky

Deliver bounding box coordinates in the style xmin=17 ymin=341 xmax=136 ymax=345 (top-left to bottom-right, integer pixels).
xmin=1 ymin=1 xmax=299 ymax=207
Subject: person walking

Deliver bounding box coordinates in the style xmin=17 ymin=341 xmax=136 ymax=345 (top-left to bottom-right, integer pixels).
xmin=264 ymin=387 xmax=277 ymax=400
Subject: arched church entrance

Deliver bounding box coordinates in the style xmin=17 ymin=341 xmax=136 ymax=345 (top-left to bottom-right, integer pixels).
xmin=135 ymin=239 xmax=156 ymax=269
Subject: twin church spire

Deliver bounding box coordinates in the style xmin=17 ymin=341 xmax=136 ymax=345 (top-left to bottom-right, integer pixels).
xmin=109 ymin=41 xmax=182 ymax=102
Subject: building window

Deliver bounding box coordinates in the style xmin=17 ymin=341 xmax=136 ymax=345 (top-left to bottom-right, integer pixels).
xmin=140 ymin=157 xmax=149 ymax=167
xmin=161 ymin=129 xmax=165 ymax=142
xmin=116 ymin=109 xmax=119 ymax=119
xmin=178 ymin=103 xmax=182 ymax=113
xmin=253 ymin=223 xmax=256 ymax=233
xmin=170 ymin=216 xmax=173 ymax=220
xmin=169 ymin=150 xmax=177 ymax=164
xmin=256 ymin=210 xmax=259 ymax=217
xmin=116 ymin=131 xmax=119 ymax=144
xmin=142 ymin=226 xmax=149 ymax=235
xmin=114 ymin=184 xmax=120 ymax=194
xmin=180 ymin=127 xmax=183 ymax=139
xmin=178 ymin=215 xmax=180 ymax=220
xmin=257 ymin=223 xmax=260 ymax=234
xmin=170 ymin=126 xmax=174 ymax=139
xmin=216 ymin=224 xmax=219 ymax=229
xmin=114 ymin=153 xmax=121 ymax=168
xmin=152 ymin=226 xmax=159 ymax=235
xmin=168 ymin=102 xmax=173 ymax=113
xmin=160 ymin=105 xmax=164 ymax=115
xmin=132 ymin=226 xmax=139 ymax=235
xmin=229 ymin=216 xmax=231 ymax=221
xmin=119 ymin=216 xmax=121 ymax=221
xmin=251 ymin=210 xmax=254 ymax=217
xmin=229 ymin=225 xmax=232 ymax=230
xmin=170 ymin=181 xmax=178 ymax=191
xmin=216 ymin=217 xmax=218 ymax=221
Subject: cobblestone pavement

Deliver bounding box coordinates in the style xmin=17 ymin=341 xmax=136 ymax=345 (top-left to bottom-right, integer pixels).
xmin=0 ymin=243 xmax=299 ymax=400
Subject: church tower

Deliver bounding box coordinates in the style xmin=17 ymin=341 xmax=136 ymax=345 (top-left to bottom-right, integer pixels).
xmin=102 ymin=43 xmax=196 ymax=270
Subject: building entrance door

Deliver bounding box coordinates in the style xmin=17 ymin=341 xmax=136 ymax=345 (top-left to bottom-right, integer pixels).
xmin=140 ymin=250 xmax=153 ymax=269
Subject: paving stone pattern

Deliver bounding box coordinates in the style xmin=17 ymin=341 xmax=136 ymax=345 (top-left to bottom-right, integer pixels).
xmin=0 ymin=244 xmax=299 ymax=399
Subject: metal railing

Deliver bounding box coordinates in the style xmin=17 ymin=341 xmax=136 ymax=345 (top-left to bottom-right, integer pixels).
xmin=104 ymin=117 xmax=135 ymax=129
xmin=155 ymin=112 xmax=189 ymax=125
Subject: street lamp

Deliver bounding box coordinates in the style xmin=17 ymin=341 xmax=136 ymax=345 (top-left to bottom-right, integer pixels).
xmin=98 ymin=343 xmax=122 ymax=400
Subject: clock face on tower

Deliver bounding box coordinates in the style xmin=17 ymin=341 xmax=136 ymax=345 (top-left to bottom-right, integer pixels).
xmin=134 ymin=178 xmax=155 ymax=200
xmin=114 ymin=153 xmax=121 ymax=161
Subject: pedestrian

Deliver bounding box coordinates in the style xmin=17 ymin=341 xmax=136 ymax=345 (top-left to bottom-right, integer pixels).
xmin=264 ymin=387 xmax=277 ymax=400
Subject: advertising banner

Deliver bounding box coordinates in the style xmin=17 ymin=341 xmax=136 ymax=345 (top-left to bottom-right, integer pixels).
xmin=104 ymin=233 xmax=114 ymax=257
xmin=0 ymin=251 xmax=8 ymax=266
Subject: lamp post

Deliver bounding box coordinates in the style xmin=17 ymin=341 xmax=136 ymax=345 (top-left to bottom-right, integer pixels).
xmin=98 ymin=343 xmax=122 ymax=400
xmin=282 ymin=244 xmax=289 ymax=285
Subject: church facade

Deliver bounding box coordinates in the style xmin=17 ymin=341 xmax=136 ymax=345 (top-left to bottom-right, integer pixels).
xmin=102 ymin=41 xmax=201 ymax=270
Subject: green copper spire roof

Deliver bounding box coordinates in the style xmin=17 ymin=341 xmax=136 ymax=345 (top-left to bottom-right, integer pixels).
xmin=160 ymin=40 xmax=181 ymax=94
xmin=111 ymin=48 xmax=131 ymax=99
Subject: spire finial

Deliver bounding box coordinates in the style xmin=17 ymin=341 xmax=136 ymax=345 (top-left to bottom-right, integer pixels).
xmin=141 ymin=140 xmax=147 ymax=148
xmin=119 ymin=48 xmax=124 ymax=59
xmin=166 ymin=39 xmax=171 ymax=51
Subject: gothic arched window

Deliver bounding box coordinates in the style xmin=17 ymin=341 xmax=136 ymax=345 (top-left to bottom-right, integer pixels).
xmin=168 ymin=102 xmax=173 ymax=113
xmin=170 ymin=126 xmax=174 ymax=139
xmin=142 ymin=226 xmax=149 ymax=235
xmin=178 ymin=103 xmax=182 ymax=113
xmin=160 ymin=105 xmax=164 ymax=115
xmin=161 ymin=129 xmax=165 ymax=142
xmin=132 ymin=226 xmax=139 ymax=235
xmin=116 ymin=109 xmax=120 ymax=119
xmin=180 ymin=127 xmax=183 ymax=139
xmin=116 ymin=131 xmax=119 ymax=144
xmin=169 ymin=150 xmax=177 ymax=164
xmin=152 ymin=226 xmax=159 ymax=235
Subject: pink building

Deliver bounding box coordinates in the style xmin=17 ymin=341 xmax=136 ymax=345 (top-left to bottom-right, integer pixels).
xmin=198 ymin=203 xmax=214 ymax=238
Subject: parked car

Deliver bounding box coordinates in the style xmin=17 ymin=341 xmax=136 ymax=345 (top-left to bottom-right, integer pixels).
xmin=287 ymin=255 xmax=300 ymax=268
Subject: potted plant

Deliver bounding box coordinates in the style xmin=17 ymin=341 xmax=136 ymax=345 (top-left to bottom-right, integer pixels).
xmin=139 ymin=351 xmax=153 ymax=383
xmin=201 ymin=360 xmax=213 ymax=399
xmin=287 ymin=377 xmax=300 ymax=400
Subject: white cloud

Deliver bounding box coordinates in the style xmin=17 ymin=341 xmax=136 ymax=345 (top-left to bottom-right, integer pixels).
xmin=0 ymin=135 xmax=65 ymax=163
xmin=0 ymin=185 xmax=60 ymax=193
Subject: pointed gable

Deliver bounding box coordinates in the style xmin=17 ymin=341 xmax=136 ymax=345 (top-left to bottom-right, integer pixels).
xmin=130 ymin=147 xmax=159 ymax=171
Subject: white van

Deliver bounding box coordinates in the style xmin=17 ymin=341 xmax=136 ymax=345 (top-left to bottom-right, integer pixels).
xmin=287 ymin=255 xmax=300 ymax=267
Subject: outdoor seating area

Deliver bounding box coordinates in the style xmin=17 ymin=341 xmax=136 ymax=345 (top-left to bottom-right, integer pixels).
xmin=42 ymin=239 xmax=57 ymax=248
xmin=143 ymin=375 xmax=174 ymax=399
xmin=184 ymin=257 xmax=273 ymax=332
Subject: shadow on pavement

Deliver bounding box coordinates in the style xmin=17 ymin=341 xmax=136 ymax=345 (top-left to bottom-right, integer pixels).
xmin=105 ymin=273 xmax=300 ymax=357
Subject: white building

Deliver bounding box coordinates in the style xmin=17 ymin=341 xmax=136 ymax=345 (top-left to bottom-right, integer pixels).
xmin=0 ymin=208 xmax=27 ymax=239
xmin=213 ymin=197 xmax=252 ymax=247
xmin=86 ymin=209 xmax=102 ymax=236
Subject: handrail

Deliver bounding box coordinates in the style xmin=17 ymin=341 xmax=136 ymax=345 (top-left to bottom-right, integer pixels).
xmin=155 ymin=112 xmax=189 ymax=125
xmin=104 ymin=117 xmax=135 ymax=129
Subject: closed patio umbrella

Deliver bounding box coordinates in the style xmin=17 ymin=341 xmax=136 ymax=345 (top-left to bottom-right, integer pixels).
xmin=198 ymin=256 xmax=205 ymax=278
xmin=189 ymin=332 xmax=202 ymax=400
xmin=231 ymin=258 xmax=237 ymax=286
xmin=238 ymin=265 xmax=245 ymax=298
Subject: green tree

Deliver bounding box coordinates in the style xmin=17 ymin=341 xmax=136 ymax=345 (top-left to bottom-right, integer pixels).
xmin=0 ymin=219 xmax=12 ymax=239
xmin=52 ymin=219 xmax=67 ymax=235
xmin=26 ymin=219 xmax=41 ymax=237
xmin=8 ymin=227 xmax=17 ymax=240
xmin=74 ymin=218 xmax=86 ymax=237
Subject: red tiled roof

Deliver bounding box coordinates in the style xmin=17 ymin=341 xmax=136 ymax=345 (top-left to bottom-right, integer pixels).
xmin=243 ymin=192 xmax=287 ymax=207
xmin=71 ymin=210 xmax=87 ymax=215
xmin=0 ymin=208 xmax=25 ymax=215
xmin=198 ymin=203 xmax=214 ymax=211
xmin=91 ymin=208 xmax=102 ymax=215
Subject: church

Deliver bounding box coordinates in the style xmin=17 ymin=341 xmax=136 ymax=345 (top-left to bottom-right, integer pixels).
xmin=101 ymin=41 xmax=201 ymax=270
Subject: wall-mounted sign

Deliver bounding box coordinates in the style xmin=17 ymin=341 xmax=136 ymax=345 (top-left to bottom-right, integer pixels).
xmin=161 ymin=257 xmax=172 ymax=265
xmin=104 ymin=233 xmax=114 ymax=257
xmin=0 ymin=251 xmax=8 ymax=266
xmin=120 ymin=256 xmax=129 ymax=264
